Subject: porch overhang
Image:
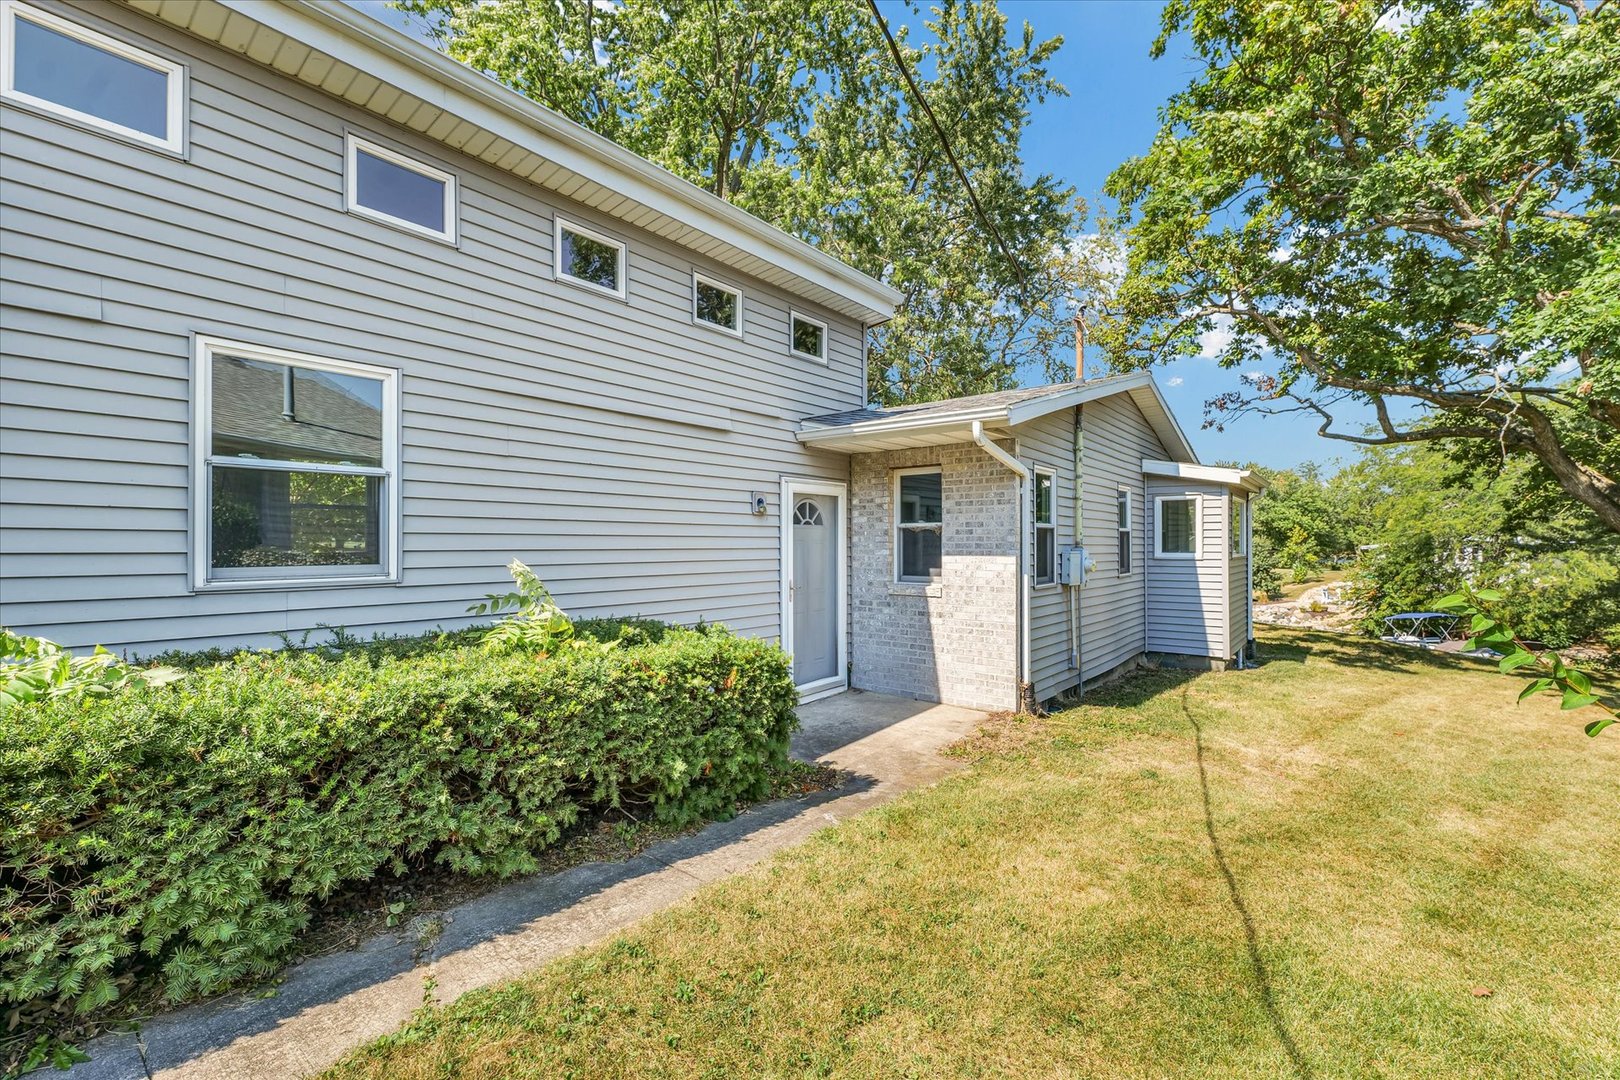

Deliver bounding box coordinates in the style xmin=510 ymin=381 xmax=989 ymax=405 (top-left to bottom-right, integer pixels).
xmin=1142 ymin=459 xmax=1267 ymax=494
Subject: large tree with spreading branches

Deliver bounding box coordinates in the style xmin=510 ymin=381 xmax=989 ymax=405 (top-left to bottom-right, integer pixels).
xmin=397 ymin=0 xmax=1093 ymax=404
xmin=1098 ymin=0 xmax=1620 ymax=530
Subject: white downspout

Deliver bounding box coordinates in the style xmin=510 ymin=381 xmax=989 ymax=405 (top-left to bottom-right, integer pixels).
xmin=971 ymin=420 xmax=1031 ymax=710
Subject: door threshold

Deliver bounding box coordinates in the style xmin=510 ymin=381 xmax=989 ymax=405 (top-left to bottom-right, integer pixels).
xmin=796 ymin=680 xmax=848 ymax=705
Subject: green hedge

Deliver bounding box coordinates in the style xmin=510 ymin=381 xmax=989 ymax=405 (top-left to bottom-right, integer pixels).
xmin=0 ymin=623 xmax=796 ymax=1024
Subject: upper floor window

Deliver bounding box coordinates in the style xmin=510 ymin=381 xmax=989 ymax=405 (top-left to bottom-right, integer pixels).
xmin=345 ymin=134 xmax=457 ymax=243
xmin=790 ymin=311 xmax=828 ymax=363
xmin=1117 ymin=488 xmax=1133 ymax=575
xmin=194 ymin=338 xmax=399 ymax=589
xmin=693 ymin=272 xmax=742 ymax=335
xmin=1033 ymin=469 xmax=1056 ymax=585
xmin=1155 ymin=495 xmax=1201 ymax=559
xmin=1 ymin=1 xmax=184 ymax=153
xmin=1230 ymin=496 xmax=1248 ymax=556
xmin=895 ymin=467 xmax=943 ymax=583
xmin=556 ymin=217 xmax=625 ymax=298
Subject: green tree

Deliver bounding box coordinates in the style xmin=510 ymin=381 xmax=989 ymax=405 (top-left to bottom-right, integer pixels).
xmin=398 ymin=0 xmax=1089 ymax=403
xmin=1344 ymin=444 xmax=1620 ymax=648
xmin=1098 ymin=0 xmax=1620 ymax=530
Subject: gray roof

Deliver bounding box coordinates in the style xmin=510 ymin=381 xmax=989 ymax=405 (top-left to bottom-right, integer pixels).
xmin=212 ymin=355 xmax=384 ymax=465
xmin=797 ymin=371 xmax=1198 ymax=462
xmin=803 ymin=375 xmax=1134 ymax=428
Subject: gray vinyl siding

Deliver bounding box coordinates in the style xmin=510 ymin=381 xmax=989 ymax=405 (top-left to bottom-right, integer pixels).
xmin=1144 ymin=482 xmax=1230 ymax=658
xmin=1014 ymin=394 xmax=1170 ymax=701
xmin=0 ymin=1 xmax=863 ymax=653
xmin=1077 ymin=395 xmax=1166 ymax=683
xmin=1015 ymin=409 xmax=1076 ymax=702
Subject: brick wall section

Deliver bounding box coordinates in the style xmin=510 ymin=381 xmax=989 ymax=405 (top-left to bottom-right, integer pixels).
xmin=849 ymin=441 xmax=1020 ymax=712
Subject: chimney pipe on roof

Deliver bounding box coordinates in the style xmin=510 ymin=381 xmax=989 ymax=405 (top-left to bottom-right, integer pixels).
xmin=1073 ymin=306 xmax=1089 ymax=382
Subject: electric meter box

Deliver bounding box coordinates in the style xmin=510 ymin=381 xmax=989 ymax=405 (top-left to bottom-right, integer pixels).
xmin=1059 ymin=547 xmax=1089 ymax=586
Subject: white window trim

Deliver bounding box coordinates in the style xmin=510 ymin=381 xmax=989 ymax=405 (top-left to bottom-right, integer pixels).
xmin=344 ymin=133 xmax=458 ymax=244
xmin=1117 ymin=488 xmax=1134 ymax=576
xmin=1231 ymin=495 xmax=1249 ymax=557
xmin=191 ymin=336 xmax=402 ymax=591
xmin=691 ymin=270 xmax=744 ymax=337
xmin=789 ymin=309 xmax=829 ymax=363
xmin=893 ymin=465 xmax=943 ymax=584
xmin=1154 ymin=494 xmax=1202 ymax=560
xmin=554 ymin=215 xmax=627 ymax=299
xmin=0 ymin=0 xmax=185 ymax=155
xmin=1033 ymin=467 xmax=1057 ymax=587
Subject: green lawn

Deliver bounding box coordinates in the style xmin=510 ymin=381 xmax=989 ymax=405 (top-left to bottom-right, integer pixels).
xmin=326 ymin=629 xmax=1619 ymax=1079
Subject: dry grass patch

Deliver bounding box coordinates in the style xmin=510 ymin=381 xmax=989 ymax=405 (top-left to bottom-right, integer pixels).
xmin=325 ymin=629 xmax=1619 ymax=1080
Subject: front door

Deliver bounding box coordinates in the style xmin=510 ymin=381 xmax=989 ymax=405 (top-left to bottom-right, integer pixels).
xmin=784 ymin=480 xmax=845 ymax=695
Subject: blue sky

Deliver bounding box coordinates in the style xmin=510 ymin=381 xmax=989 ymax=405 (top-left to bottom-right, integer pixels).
xmin=354 ymin=0 xmax=1349 ymax=470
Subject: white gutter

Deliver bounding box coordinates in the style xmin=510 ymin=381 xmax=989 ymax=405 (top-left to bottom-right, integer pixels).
xmin=971 ymin=421 xmax=1032 ymax=711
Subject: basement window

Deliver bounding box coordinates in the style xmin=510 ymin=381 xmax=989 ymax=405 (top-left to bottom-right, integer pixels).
xmin=1033 ymin=469 xmax=1056 ymax=585
xmin=1 ymin=1 xmax=185 ymax=153
xmin=1155 ymin=495 xmax=1201 ymax=558
xmin=194 ymin=338 xmax=399 ymax=589
xmin=556 ymin=217 xmax=626 ymax=298
xmin=895 ymin=468 xmax=942 ymax=582
xmin=345 ymin=134 xmax=457 ymax=243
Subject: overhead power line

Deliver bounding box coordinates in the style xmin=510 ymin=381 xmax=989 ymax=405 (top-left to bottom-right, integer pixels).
xmin=864 ymin=0 xmax=1027 ymax=290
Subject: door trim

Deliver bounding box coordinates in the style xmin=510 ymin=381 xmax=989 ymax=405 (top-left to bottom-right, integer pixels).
xmin=780 ymin=476 xmax=849 ymax=701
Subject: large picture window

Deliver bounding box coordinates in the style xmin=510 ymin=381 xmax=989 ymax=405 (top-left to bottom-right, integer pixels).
xmin=194 ymin=338 xmax=399 ymax=588
xmin=1 ymin=1 xmax=185 ymax=153
xmin=895 ymin=468 xmax=943 ymax=583
xmin=1155 ymin=495 xmax=1201 ymax=559
xmin=1033 ymin=469 xmax=1056 ymax=585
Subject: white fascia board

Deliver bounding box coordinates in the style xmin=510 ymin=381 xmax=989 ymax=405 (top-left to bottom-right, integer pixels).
xmin=216 ymin=0 xmax=902 ymax=322
xmin=1142 ymin=459 xmax=1265 ymax=492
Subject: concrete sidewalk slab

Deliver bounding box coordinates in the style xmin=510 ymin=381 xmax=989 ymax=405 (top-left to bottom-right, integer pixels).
xmin=70 ymin=691 xmax=984 ymax=1080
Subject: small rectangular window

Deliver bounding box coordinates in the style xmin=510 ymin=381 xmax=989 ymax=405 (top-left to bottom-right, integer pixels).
xmin=1155 ymin=495 xmax=1200 ymax=558
xmin=195 ymin=338 xmax=399 ymax=588
xmin=790 ymin=311 xmax=828 ymax=362
xmin=895 ymin=468 xmax=942 ymax=583
xmin=1117 ymin=488 xmax=1132 ymax=575
xmin=556 ymin=217 xmax=625 ymax=298
xmin=1231 ymin=497 xmax=1247 ymax=556
xmin=1033 ymin=469 xmax=1055 ymax=585
xmin=693 ymin=272 xmax=742 ymax=335
xmin=1 ymin=1 xmax=184 ymax=153
xmin=345 ymin=134 xmax=456 ymax=242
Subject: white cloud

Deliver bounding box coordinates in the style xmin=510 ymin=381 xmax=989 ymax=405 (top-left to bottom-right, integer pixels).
xmin=1166 ymin=376 xmax=1184 ymax=387
xmin=1374 ymin=4 xmax=1416 ymax=33
xmin=1197 ymin=314 xmax=1235 ymax=359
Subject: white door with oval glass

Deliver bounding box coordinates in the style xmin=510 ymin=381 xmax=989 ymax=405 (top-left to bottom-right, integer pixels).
xmin=781 ymin=478 xmax=847 ymax=699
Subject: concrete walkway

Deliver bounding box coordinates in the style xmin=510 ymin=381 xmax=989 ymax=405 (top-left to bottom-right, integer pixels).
xmin=73 ymin=691 xmax=985 ymax=1080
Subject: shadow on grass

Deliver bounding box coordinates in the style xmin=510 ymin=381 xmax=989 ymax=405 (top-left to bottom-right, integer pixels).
xmin=1182 ymin=684 xmax=1315 ymax=1080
